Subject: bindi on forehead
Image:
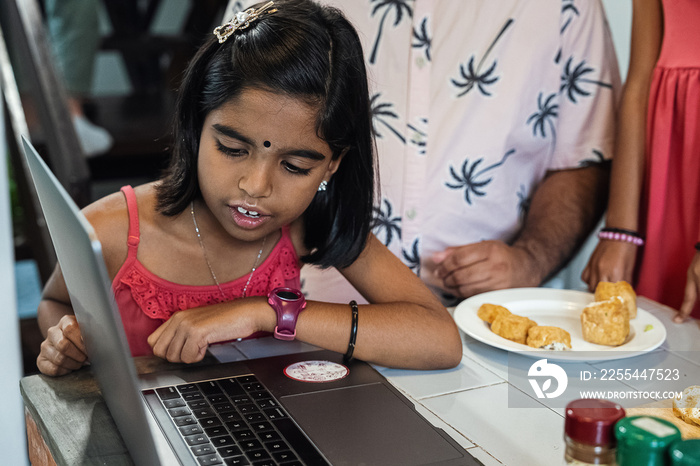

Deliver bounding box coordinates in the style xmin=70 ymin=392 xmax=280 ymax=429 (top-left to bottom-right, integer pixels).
xmin=263 ymin=140 xmax=271 ymax=148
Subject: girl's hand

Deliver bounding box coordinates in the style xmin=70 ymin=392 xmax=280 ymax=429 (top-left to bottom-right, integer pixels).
xmin=147 ymin=297 xmax=273 ymax=364
xmin=36 ymin=315 xmax=88 ymax=376
xmin=677 ymin=251 xmax=700 ymax=323
xmin=582 ymin=240 xmax=638 ymax=291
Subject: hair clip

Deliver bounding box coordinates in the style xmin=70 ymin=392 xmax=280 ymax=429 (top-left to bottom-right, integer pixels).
xmin=214 ymin=1 xmax=278 ymax=44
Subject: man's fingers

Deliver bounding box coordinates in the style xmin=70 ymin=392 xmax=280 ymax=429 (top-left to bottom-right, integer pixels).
xmin=457 ymin=279 xmax=503 ymax=299
xmin=440 ymin=265 xmax=499 ymax=299
xmin=443 ymin=265 xmax=492 ymax=291
xmin=436 ymin=245 xmax=489 ymax=278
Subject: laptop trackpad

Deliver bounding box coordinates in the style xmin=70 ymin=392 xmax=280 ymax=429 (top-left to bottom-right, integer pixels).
xmin=280 ymin=383 xmax=465 ymax=466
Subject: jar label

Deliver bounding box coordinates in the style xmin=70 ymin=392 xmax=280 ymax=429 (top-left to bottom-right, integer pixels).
xmin=630 ymin=416 xmax=678 ymax=438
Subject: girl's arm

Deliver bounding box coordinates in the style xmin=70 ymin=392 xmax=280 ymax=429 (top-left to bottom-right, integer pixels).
xmin=582 ymin=0 xmax=663 ymax=288
xmin=300 ymin=235 xmax=463 ymax=370
xmin=149 ymin=235 xmax=463 ymax=370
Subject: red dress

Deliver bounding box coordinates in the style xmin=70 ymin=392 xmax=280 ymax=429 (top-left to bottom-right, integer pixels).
xmin=636 ymin=0 xmax=700 ymax=318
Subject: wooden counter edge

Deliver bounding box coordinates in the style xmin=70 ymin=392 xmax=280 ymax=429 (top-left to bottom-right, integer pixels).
xmin=25 ymin=406 xmax=58 ymax=466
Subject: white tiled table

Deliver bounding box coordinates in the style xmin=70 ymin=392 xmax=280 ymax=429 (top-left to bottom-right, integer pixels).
xmin=372 ymin=297 xmax=700 ymax=465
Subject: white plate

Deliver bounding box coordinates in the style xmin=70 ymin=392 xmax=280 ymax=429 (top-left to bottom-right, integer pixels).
xmin=454 ymin=288 xmax=666 ymax=362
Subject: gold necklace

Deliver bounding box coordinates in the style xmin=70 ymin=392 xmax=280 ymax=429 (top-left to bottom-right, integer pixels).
xmin=190 ymin=201 xmax=266 ymax=298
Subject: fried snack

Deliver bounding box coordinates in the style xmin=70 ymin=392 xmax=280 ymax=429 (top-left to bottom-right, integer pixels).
xmin=526 ymin=326 xmax=572 ymax=350
xmin=580 ymin=297 xmax=630 ymax=346
xmin=491 ymin=314 xmax=537 ymax=345
xmin=673 ymin=385 xmax=700 ymax=427
xmin=477 ymin=303 xmax=512 ymax=324
xmin=595 ymin=280 xmax=637 ymax=319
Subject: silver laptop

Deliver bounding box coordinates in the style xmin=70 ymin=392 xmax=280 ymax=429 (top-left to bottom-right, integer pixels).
xmin=21 ymin=136 xmax=480 ymax=466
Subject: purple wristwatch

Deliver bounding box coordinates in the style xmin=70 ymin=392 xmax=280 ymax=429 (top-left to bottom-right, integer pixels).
xmin=268 ymin=287 xmax=306 ymax=341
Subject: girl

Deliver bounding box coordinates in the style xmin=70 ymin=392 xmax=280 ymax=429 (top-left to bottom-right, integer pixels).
xmin=36 ymin=0 xmax=463 ymax=376
xmin=582 ymin=0 xmax=700 ymax=322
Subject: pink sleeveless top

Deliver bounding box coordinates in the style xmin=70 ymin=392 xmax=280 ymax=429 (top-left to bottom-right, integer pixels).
xmin=112 ymin=186 xmax=301 ymax=356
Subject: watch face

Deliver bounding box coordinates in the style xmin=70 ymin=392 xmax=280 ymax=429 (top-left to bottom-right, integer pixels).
xmin=276 ymin=289 xmax=301 ymax=301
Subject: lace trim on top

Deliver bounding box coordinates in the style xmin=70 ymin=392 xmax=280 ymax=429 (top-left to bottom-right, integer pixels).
xmin=116 ymin=240 xmax=300 ymax=321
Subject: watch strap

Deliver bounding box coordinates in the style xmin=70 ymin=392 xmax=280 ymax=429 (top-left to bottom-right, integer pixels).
xmin=268 ymin=288 xmax=306 ymax=341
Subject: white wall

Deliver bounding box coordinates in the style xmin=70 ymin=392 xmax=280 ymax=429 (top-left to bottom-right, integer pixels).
xmin=603 ymin=0 xmax=633 ymax=82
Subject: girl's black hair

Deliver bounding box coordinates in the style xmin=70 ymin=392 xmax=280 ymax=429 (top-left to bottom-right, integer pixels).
xmin=155 ymin=0 xmax=376 ymax=269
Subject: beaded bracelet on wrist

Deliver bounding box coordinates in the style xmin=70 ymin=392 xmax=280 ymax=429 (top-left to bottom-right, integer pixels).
xmin=598 ymin=230 xmax=645 ymax=246
xmin=600 ymin=227 xmax=644 ymax=239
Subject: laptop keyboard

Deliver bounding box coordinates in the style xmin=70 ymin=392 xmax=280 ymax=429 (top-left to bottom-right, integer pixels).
xmin=154 ymin=375 xmax=312 ymax=466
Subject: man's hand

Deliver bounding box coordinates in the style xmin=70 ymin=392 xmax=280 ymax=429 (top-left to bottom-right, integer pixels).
xmin=431 ymin=240 xmax=542 ymax=298
xmin=428 ymin=166 xmax=607 ymax=300
xmin=37 ymin=315 xmax=88 ymax=376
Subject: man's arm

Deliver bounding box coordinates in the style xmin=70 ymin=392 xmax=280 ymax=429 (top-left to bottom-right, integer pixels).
xmin=513 ymin=164 xmax=610 ymax=282
xmin=433 ymin=165 xmax=609 ymax=298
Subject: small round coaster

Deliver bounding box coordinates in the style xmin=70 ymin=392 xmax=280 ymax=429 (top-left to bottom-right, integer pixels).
xmin=283 ymin=360 xmax=349 ymax=383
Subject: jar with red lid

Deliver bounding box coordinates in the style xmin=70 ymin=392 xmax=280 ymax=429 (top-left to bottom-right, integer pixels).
xmin=564 ymin=399 xmax=626 ymax=465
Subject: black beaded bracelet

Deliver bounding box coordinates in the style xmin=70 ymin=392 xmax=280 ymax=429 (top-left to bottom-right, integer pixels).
xmin=600 ymin=227 xmax=645 ymax=240
xmin=343 ymin=300 xmax=359 ymax=364
xmin=695 ymin=242 xmax=700 ymax=252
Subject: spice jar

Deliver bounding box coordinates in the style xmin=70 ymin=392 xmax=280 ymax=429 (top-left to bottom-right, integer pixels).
xmin=615 ymin=415 xmax=681 ymax=466
xmin=670 ymin=439 xmax=700 ymax=466
xmin=564 ymin=399 xmax=626 ymax=465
